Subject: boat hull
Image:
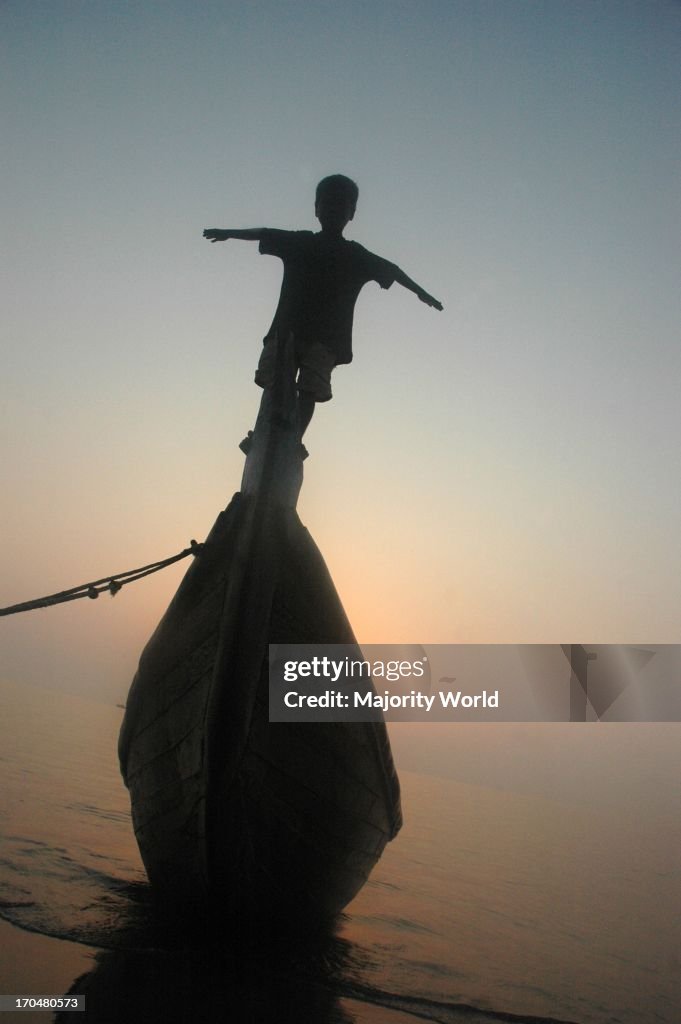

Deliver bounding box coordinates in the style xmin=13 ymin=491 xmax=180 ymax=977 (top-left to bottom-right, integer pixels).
xmin=119 ymin=493 xmax=401 ymax=929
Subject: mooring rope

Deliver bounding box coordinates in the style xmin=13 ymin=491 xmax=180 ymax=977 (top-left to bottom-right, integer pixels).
xmin=0 ymin=540 xmax=203 ymax=617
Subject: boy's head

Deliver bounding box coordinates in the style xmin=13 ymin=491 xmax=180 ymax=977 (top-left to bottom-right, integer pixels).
xmin=315 ymin=174 xmax=358 ymax=233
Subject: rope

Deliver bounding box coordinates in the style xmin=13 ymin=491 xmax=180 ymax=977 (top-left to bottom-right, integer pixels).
xmin=0 ymin=540 xmax=203 ymax=617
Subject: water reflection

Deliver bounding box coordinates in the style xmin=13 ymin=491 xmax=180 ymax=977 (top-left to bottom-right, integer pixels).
xmin=55 ymin=946 xmax=354 ymax=1023
xmin=54 ymin=895 xmax=364 ymax=1024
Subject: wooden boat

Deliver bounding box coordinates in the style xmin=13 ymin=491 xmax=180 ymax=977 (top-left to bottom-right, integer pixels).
xmin=118 ymin=334 xmax=402 ymax=932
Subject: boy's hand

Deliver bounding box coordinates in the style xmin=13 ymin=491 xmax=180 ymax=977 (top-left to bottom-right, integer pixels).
xmin=203 ymin=229 xmax=229 ymax=243
xmin=418 ymin=289 xmax=443 ymax=311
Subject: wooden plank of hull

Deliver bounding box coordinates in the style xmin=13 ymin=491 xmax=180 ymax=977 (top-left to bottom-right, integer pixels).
xmin=119 ymin=495 xmax=252 ymax=904
xmin=203 ymin=503 xmax=401 ymax=925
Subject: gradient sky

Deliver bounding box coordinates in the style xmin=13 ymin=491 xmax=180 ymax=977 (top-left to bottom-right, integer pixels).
xmin=3 ymin=1 xmax=681 ymax=703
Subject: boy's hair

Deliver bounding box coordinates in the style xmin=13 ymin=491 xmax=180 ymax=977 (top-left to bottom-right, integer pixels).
xmin=315 ymin=174 xmax=359 ymax=209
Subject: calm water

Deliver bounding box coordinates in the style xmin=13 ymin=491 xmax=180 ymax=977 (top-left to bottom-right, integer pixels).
xmin=0 ymin=677 xmax=679 ymax=1024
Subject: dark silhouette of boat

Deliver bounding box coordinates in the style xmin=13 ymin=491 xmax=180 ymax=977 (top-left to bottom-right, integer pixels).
xmin=118 ymin=335 xmax=402 ymax=931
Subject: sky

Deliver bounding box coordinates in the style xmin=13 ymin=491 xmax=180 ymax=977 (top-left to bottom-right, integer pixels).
xmin=2 ymin=0 xmax=681 ymax=705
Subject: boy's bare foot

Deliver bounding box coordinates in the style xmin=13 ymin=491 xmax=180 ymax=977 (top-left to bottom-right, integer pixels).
xmin=239 ymin=431 xmax=253 ymax=454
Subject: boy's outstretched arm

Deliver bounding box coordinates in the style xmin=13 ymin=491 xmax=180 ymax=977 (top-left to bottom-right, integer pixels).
xmin=393 ymin=267 xmax=443 ymax=311
xmin=203 ymin=228 xmax=266 ymax=243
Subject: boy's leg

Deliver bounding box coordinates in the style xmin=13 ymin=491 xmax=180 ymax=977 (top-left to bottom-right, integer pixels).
xmin=296 ymin=343 xmax=335 ymax=440
xmin=254 ymin=336 xmax=276 ymax=389
xmin=241 ymin=339 xmax=332 ymax=454
xmin=297 ymin=393 xmax=316 ymax=438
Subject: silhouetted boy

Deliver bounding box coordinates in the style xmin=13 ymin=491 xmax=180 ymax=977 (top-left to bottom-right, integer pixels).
xmin=204 ymin=175 xmax=442 ymax=448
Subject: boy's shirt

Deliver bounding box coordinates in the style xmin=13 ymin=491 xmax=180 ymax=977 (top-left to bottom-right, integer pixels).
xmin=259 ymin=229 xmax=398 ymax=365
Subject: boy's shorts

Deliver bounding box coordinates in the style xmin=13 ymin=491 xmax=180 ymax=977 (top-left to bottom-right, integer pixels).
xmin=254 ymin=337 xmax=336 ymax=402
